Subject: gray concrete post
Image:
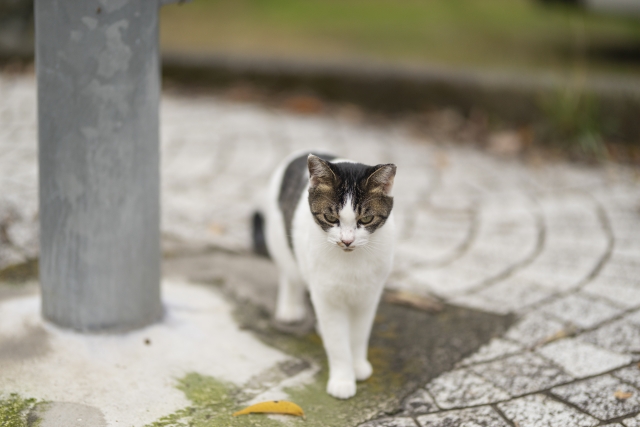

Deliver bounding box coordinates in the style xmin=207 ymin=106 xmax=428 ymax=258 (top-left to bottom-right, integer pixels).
xmin=36 ymin=1 xmax=163 ymax=331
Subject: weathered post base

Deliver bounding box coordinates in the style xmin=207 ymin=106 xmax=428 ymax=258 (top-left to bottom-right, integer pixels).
xmin=36 ymin=0 xmax=163 ymax=331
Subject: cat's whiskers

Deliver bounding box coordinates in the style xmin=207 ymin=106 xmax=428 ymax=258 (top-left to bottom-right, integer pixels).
xmin=362 ymin=242 xmax=386 ymax=257
xmin=314 ymin=239 xmax=337 ymax=257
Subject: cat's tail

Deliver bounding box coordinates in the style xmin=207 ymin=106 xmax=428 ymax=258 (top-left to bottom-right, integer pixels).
xmin=251 ymin=211 xmax=270 ymax=258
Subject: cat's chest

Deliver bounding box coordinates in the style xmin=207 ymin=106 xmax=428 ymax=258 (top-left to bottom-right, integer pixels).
xmin=292 ymin=203 xmax=394 ymax=288
xmin=302 ymin=243 xmax=391 ymax=290
xmin=309 ymin=258 xmax=385 ymax=305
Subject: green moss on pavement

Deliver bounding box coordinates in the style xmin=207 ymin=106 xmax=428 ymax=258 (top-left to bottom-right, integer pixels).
xmin=0 ymin=393 xmax=39 ymax=427
xmin=145 ymin=262 xmax=512 ymax=427
xmin=145 ymin=374 xmax=283 ymax=427
xmin=0 ymin=259 xmax=38 ymax=284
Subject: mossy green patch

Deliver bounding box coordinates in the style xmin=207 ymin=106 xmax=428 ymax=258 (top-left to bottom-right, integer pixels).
xmin=148 ymin=293 xmax=512 ymax=426
xmin=539 ymin=86 xmax=611 ymax=159
xmin=0 ymin=393 xmax=39 ymax=427
xmin=0 ymin=259 xmax=38 ymax=284
xmin=231 ymin=297 xmax=513 ymax=426
xmin=145 ymin=374 xmax=285 ymax=427
xmin=158 ymin=252 xmax=515 ymax=426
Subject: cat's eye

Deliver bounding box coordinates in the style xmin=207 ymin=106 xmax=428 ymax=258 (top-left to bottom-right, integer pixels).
xmin=359 ymin=215 xmax=374 ymax=225
xmin=324 ymin=213 xmax=339 ymax=224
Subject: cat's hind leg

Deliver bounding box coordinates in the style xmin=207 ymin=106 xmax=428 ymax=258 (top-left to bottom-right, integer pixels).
xmin=274 ymin=273 xmax=306 ymax=323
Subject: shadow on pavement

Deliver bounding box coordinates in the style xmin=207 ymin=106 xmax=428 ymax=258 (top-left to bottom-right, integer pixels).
xmin=164 ymin=250 xmax=515 ymax=425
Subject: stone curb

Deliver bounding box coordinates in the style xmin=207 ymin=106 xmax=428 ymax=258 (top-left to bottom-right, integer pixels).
xmin=3 ymin=47 xmax=639 ymax=143
xmin=161 ymin=52 xmax=640 ymax=144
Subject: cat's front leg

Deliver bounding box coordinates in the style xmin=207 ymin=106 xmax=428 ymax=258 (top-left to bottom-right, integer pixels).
xmin=350 ymin=293 xmax=381 ymax=381
xmin=312 ymin=294 xmax=356 ymax=399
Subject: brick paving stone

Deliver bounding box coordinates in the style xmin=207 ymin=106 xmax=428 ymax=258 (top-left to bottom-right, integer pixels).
xmin=426 ymin=369 xmax=510 ymax=409
xmin=403 ymin=389 xmax=439 ymax=415
xmin=626 ymin=310 xmax=640 ymax=327
xmin=606 ymin=253 xmax=640 ymax=280
xmin=551 ymin=375 xmax=640 ymax=421
xmin=537 ymin=338 xmax=632 ymax=378
xmin=504 ymin=312 xmax=568 ymax=347
xmin=597 ymin=257 xmax=640 ymax=284
xmin=429 ymin=192 xmax=477 ymax=212
xmin=452 ymin=247 xmax=530 ymax=283
xmin=359 ymin=417 xmax=418 ymax=427
xmin=583 ymin=278 xmax=640 ymax=309
xmin=456 ymin=338 xmax=523 ymax=367
xmin=498 ymin=394 xmax=599 ymax=427
xmin=623 ymin=415 xmax=640 ymax=426
xmin=416 ymin=406 xmax=509 ymax=427
xmin=0 ymin=245 xmax=26 ymax=271
xmin=471 ymin=278 xmax=556 ymax=313
xmin=616 ymin=237 xmax=640 ymax=258
xmin=448 ymin=293 xmax=514 ymax=316
xmin=539 ymin=293 xmax=622 ymax=330
xmin=472 ymin=352 xmax=573 ymax=396
xmin=515 ymin=266 xmax=583 ymax=293
xmin=612 ymin=365 xmax=640 ymax=389
xmin=409 ymin=266 xmax=488 ymax=299
xmin=580 ymin=319 xmax=640 ymax=355
xmin=515 ymin=244 xmax=607 ymax=293
xmin=396 ymin=210 xmax=472 ymax=265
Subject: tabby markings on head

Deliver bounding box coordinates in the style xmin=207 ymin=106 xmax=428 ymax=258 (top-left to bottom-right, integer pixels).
xmin=278 ymin=152 xmax=337 ymax=251
xmin=307 ymin=154 xmax=395 ymax=236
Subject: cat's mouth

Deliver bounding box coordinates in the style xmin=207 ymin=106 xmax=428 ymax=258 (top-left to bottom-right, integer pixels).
xmin=341 ymin=247 xmax=355 ymax=252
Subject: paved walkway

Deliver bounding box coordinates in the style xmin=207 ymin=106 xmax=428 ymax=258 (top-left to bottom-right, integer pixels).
xmin=2 ymin=72 xmax=640 ymax=426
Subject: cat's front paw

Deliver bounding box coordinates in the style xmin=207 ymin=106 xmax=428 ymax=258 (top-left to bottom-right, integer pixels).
xmin=354 ymin=360 xmax=373 ymax=381
xmin=327 ymin=378 xmax=356 ymax=399
xmin=274 ymin=305 xmax=306 ymax=323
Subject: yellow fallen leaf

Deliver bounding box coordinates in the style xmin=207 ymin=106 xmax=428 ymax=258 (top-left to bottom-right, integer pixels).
xmin=536 ymin=325 xmax=578 ymax=347
xmin=233 ymin=400 xmax=305 ymax=418
xmin=208 ymin=222 xmax=225 ymax=236
xmin=614 ymin=390 xmax=633 ymax=401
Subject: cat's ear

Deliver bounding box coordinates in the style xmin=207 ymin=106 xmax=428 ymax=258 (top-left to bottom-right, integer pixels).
xmin=366 ymin=164 xmax=396 ymax=196
xmin=308 ymin=154 xmax=335 ymax=188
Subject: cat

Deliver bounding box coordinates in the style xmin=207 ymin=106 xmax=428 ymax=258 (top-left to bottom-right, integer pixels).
xmin=255 ymin=152 xmax=396 ymax=399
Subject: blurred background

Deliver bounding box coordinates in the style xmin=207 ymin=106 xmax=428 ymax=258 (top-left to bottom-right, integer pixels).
xmin=158 ymin=0 xmax=640 ymax=75
xmin=1 ymin=0 xmax=639 ymax=162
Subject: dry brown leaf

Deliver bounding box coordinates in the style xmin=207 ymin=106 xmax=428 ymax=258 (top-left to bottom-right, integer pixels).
xmin=383 ymin=290 xmax=443 ymax=313
xmin=208 ymin=223 xmax=225 ymax=236
xmin=487 ymin=130 xmax=523 ymax=157
xmin=614 ymin=390 xmax=633 ymax=401
xmin=537 ymin=326 xmax=577 ymax=347
xmin=435 ymin=151 xmax=449 ymax=170
xmin=283 ymin=95 xmax=324 ymax=114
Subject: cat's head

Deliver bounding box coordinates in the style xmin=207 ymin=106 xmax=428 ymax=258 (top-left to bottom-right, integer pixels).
xmin=307 ymin=154 xmax=396 ymax=252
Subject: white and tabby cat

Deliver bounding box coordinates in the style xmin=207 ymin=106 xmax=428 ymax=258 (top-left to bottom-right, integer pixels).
xmin=257 ymin=152 xmax=396 ymax=399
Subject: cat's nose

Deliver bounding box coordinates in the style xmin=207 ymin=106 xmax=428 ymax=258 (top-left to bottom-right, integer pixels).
xmin=341 ymin=239 xmax=354 ymax=247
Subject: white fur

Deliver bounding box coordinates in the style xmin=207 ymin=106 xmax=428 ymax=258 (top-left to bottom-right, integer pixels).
xmin=264 ymin=154 xmax=395 ymax=399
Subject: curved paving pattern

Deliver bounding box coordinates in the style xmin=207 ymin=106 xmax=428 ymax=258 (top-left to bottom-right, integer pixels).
xmin=2 ymin=73 xmax=640 ymax=426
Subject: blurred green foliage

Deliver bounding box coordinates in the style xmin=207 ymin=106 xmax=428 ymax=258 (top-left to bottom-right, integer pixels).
xmin=161 ymin=0 xmax=640 ymax=74
xmin=539 ymin=88 xmax=609 ymax=158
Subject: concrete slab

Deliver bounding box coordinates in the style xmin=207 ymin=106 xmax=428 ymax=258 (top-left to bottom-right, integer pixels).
xmin=0 ymin=279 xmax=293 ymax=426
